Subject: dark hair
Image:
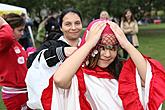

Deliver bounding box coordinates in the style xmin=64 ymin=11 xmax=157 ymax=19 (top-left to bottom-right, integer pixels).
xmin=87 ymin=47 xmax=123 ymax=80
xmin=59 ymin=7 xmax=82 ymax=28
xmin=3 ymin=13 xmax=26 ymax=29
xmin=44 ymin=15 xmax=63 ymax=42
xmin=123 ymin=9 xmax=135 ymax=22
xmin=45 ymin=16 xmax=62 ymax=34
xmin=107 ymin=55 xmax=123 ymax=79
xmin=44 ymin=32 xmax=63 ymax=42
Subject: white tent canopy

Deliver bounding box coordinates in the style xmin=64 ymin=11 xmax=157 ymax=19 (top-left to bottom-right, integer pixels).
xmin=0 ymin=3 xmax=27 ymax=16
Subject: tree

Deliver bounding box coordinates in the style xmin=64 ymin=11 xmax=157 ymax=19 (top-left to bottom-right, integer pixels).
xmin=1 ymin=0 xmax=164 ymax=24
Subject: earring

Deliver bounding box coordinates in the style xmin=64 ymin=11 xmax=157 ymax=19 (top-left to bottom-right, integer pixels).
xmin=91 ymin=49 xmax=98 ymax=57
xmin=85 ymin=60 xmax=89 ymax=66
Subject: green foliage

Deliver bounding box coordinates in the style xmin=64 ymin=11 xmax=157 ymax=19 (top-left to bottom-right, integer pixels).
xmin=1 ymin=0 xmax=165 ymax=23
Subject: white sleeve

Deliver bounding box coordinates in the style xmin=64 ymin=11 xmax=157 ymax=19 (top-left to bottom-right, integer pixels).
xmin=25 ymin=49 xmax=61 ymax=109
xmin=136 ymin=61 xmax=152 ymax=109
xmin=51 ymin=75 xmax=80 ymax=110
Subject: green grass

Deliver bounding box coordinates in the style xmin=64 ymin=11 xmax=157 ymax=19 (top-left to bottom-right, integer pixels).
xmin=0 ymin=93 xmax=5 ymax=109
xmin=0 ymin=23 xmax=165 ymax=110
xmin=138 ymin=29 xmax=165 ymax=67
xmin=138 ymin=25 xmax=165 ymax=110
xmin=139 ymin=23 xmax=165 ymax=30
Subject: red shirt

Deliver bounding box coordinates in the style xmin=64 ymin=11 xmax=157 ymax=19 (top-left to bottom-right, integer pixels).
xmin=0 ymin=24 xmax=28 ymax=88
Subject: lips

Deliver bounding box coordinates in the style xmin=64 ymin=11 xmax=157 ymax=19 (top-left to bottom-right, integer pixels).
xmin=100 ymin=58 xmax=112 ymax=62
xmin=70 ymin=31 xmax=80 ymax=34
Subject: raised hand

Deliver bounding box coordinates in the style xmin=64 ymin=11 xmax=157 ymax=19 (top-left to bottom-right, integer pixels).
xmin=85 ymin=21 xmax=106 ymax=48
xmin=0 ymin=16 xmax=8 ymax=27
xmin=107 ymin=21 xmax=131 ymax=49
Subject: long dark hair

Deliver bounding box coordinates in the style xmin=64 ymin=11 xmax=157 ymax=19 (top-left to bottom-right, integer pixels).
xmin=59 ymin=7 xmax=82 ymax=28
xmin=107 ymin=54 xmax=123 ymax=79
xmin=3 ymin=13 xmax=25 ymax=29
xmin=122 ymin=9 xmax=135 ymax=22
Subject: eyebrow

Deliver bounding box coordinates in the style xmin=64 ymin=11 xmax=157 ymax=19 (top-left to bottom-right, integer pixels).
xmin=98 ymin=44 xmax=114 ymax=49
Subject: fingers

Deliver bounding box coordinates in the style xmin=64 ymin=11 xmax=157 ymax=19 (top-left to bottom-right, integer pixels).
xmin=86 ymin=21 xmax=106 ymax=41
xmin=108 ymin=21 xmax=132 ymax=49
xmin=85 ymin=21 xmax=106 ymax=47
xmin=90 ymin=21 xmax=106 ymax=34
xmin=107 ymin=21 xmax=126 ymax=38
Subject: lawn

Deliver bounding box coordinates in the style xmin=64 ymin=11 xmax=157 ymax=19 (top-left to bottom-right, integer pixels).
xmin=139 ymin=23 xmax=165 ymax=30
xmin=0 ymin=23 xmax=165 ymax=110
xmin=138 ymin=23 xmax=165 ymax=67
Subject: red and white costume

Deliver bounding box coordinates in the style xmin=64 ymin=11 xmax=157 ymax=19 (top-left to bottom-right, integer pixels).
xmin=26 ymin=50 xmax=165 ymax=110
xmin=26 ymin=19 xmax=165 ymax=110
xmin=119 ymin=57 xmax=165 ymax=110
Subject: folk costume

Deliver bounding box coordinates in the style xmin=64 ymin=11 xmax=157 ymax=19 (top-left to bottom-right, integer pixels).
xmin=26 ymin=19 xmax=165 ymax=110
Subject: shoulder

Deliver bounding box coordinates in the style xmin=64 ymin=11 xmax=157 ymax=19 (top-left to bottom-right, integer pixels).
xmin=147 ymin=58 xmax=165 ymax=72
xmin=42 ymin=40 xmax=69 ymax=49
xmin=0 ymin=24 xmax=13 ymax=34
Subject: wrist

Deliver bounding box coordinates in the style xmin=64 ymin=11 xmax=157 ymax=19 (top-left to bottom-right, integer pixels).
xmin=123 ymin=42 xmax=134 ymax=52
xmin=84 ymin=41 xmax=96 ymax=50
xmin=0 ymin=17 xmax=7 ymax=27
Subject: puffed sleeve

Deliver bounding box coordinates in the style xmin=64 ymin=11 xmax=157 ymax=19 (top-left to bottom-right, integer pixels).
xmin=118 ymin=57 xmax=165 ymax=110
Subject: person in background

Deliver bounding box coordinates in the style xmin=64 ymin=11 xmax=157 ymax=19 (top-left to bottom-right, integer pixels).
xmin=35 ymin=16 xmax=48 ymax=43
xmin=19 ymin=13 xmax=33 ymax=50
xmin=27 ymin=14 xmax=63 ymax=68
xmin=45 ymin=15 xmax=57 ymax=35
xmin=0 ymin=14 xmax=31 ymax=110
xmin=100 ymin=10 xmax=119 ymax=24
xmin=35 ymin=14 xmax=61 ymax=44
xmin=52 ymin=19 xmax=164 ymax=110
xmin=120 ymin=9 xmax=139 ymax=59
xmin=99 ymin=10 xmax=110 ymax=20
xmin=26 ymin=7 xmax=83 ymax=109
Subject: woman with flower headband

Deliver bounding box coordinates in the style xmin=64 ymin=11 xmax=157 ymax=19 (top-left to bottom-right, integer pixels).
xmin=52 ymin=19 xmax=165 ymax=110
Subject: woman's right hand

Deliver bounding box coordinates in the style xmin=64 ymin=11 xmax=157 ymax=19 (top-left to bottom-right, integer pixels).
xmin=85 ymin=21 xmax=106 ymax=48
xmin=108 ymin=21 xmax=131 ymax=49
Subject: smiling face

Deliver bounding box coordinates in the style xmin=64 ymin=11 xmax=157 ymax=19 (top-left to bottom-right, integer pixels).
xmin=61 ymin=12 xmax=82 ymax=42
xmin=125 ymin=10 xmax=132 ymax=20
xmin=100 ymin=11 xmax=110 ymax=20
xmin=97 ymin=34 xmax=118 ymax=68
